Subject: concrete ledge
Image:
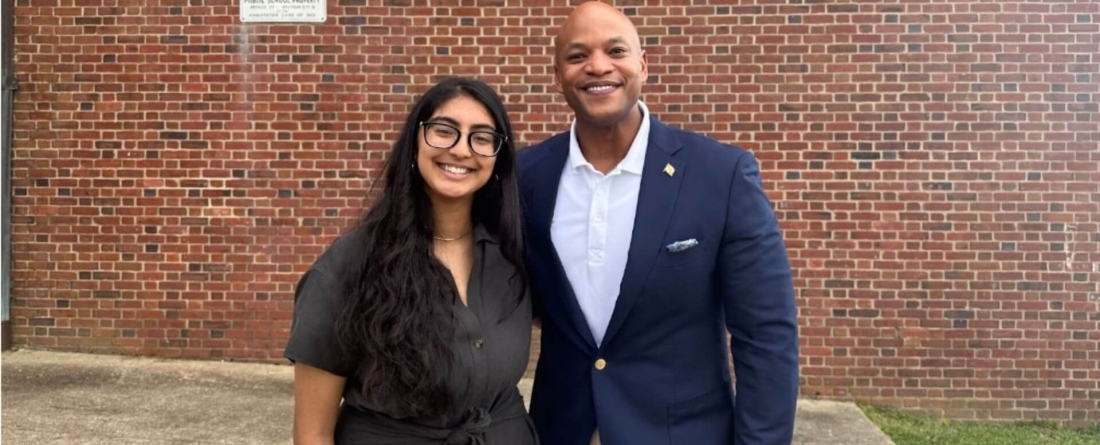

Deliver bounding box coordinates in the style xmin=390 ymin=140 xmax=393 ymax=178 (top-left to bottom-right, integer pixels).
xmin=3 ymin=349 xmax=893 ymax=445
xmin=793 ymin=399 xmax=896 ymax=445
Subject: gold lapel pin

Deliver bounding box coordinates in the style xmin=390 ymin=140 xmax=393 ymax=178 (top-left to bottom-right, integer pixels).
xmin=663 ymin=163 xmax=676 ymax=177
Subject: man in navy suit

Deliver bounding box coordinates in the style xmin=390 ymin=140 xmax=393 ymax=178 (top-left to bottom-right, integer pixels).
xmin=517 ymin=2 xmax=799 ymax=444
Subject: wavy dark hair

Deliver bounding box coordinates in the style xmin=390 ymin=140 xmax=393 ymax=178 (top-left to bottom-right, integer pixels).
xmin=333 ymin=77 xmax=526 ymax=420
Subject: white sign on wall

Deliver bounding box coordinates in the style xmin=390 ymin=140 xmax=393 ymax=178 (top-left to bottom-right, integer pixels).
xmin=240 ymin=0 xmax=326 ymax=23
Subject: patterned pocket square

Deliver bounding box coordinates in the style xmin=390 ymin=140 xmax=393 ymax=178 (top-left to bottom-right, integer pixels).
xmin=665 ymin=238 xmax=699 ymax=253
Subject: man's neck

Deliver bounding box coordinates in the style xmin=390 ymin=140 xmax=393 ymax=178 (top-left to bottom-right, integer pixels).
xmin=575 ymin=104 xmax=644 ymax=175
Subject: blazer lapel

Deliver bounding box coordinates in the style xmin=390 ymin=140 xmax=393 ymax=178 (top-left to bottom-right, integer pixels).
xmin=600 ymin=118 xmax=684 ymax=349
xmin=527 ymin=138 xmax=599 ymax=352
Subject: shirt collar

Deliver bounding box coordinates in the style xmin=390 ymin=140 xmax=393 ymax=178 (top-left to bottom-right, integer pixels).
xmin=473 ymin=222 xmax=497 ymax=244
xmin=566 ymin=101 xmax=650 ymax=175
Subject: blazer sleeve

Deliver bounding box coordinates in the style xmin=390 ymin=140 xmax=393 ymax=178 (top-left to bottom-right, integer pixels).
xmin=717 ymin=150 xmax=800 ymax=445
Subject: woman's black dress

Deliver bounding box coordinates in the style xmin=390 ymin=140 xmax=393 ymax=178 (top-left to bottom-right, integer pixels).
xmin=284 ymin=225 xmax=538 ymax=445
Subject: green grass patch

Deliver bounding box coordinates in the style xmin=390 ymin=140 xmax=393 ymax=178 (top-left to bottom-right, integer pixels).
xmin=861 ymin=406 xmax=1100 ymax=445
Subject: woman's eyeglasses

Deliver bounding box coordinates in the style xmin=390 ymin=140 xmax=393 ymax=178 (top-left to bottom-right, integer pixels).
xmin=419 ymin=121 xmax=506 ymax=157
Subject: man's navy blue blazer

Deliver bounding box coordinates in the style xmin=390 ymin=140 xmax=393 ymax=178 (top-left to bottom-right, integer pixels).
xmin=517 ymin=115 xmax=799 ymax=445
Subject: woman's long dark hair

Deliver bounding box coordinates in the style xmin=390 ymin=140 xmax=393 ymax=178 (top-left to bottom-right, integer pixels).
xmin=333 ymin=77 xmax=526 ymax=419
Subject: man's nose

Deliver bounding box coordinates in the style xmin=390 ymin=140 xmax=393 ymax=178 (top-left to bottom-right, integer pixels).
xmin=584 ymin=51 xmax=614 ymax=76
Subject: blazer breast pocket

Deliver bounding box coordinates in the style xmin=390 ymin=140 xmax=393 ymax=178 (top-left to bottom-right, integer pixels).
xmin=653 ymin=237 xmax=709 ymax=270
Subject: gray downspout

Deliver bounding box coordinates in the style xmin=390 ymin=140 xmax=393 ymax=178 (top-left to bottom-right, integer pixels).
xmin=2 ymin=0 xmax=16 ymax=351
xmin=1 ymin=76 xmax=13 ymax=352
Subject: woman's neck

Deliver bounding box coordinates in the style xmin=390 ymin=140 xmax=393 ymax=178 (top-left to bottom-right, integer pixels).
xmin=431 ymin=196 xmax=474 ymax=241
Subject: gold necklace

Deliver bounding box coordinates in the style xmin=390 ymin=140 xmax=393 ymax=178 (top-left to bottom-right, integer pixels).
xmin=433 ymin=227 xmax=472 ymax=242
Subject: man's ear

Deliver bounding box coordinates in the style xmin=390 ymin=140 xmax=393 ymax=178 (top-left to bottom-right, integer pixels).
xmin=553 ymin=63 xmax=564 ymax=94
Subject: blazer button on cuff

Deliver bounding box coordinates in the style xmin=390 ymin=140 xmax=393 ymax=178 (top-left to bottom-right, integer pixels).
xmin=474 ymin=339 xmax=484 ymax=349
xmin=594 ymin=358 xmax=606 ymax=370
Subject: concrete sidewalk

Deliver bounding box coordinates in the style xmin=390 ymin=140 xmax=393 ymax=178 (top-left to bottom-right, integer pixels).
xmin=2 ymin=349 xmax=894 ymax=445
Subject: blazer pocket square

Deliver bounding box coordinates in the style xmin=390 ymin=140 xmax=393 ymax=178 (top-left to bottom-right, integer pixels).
xmin=665 ymin=238 xmax=700 ymax=253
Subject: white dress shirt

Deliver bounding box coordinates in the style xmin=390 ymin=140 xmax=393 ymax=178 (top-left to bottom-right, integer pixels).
xmin=551 ymin=102 xmax=651 ymax=346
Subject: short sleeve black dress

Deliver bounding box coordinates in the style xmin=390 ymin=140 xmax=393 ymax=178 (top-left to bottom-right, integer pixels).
xmin=284 ymin=224 xmax=538 ymax=445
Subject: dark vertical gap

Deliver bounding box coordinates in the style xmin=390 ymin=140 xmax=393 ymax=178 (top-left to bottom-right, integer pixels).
xmin=2 ymin=0 xmax=17 ymax=350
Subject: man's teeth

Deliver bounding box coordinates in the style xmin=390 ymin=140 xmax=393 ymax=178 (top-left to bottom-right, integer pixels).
xmin=587 ymin=85 xmax=615 ymax=92
xmin=440 ymin=164 xmax=472 ymax=174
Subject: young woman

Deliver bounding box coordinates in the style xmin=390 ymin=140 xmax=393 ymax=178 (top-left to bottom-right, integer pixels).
xmin=284 ymin=77 xmax=536 ymax=445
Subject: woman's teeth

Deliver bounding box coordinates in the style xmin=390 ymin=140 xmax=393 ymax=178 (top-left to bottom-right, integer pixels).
xmin=440 ymin=164 xmax=472 ymax=175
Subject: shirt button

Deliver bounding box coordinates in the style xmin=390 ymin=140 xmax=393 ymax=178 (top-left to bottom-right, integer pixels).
xmin=594 ymin=215 xmax=602 ymax=223
xmin=474 ymin=339 xmax=483 ymax=349
xmin=589 ymin=249 xmax=602 ymax=261
xmin=594 ymin=358 xmax=606 ymax=371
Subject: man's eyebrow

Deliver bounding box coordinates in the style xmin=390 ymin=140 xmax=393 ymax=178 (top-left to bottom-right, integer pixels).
xmin=564 ymin=42 xmax=589 ymax=52
xmin=563 ymin=36 xmax=631 ymax=52
xmin=605 ymin=36 xmax=629 ymax=46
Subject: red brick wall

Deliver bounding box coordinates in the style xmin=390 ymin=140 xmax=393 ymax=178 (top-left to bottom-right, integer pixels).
xmin=10 ymin=0 xmax=1099 ymax=425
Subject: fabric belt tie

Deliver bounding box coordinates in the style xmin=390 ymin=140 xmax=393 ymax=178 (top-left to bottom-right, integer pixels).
xmin=335 ymin=399 xmax=532 ymax=445
xmin=443 ymin=407 xmax=492 ymax=445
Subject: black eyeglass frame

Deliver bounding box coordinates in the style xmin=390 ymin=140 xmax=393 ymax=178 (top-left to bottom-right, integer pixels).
xmin=418 ymin=121 xmax=508 ymax=157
